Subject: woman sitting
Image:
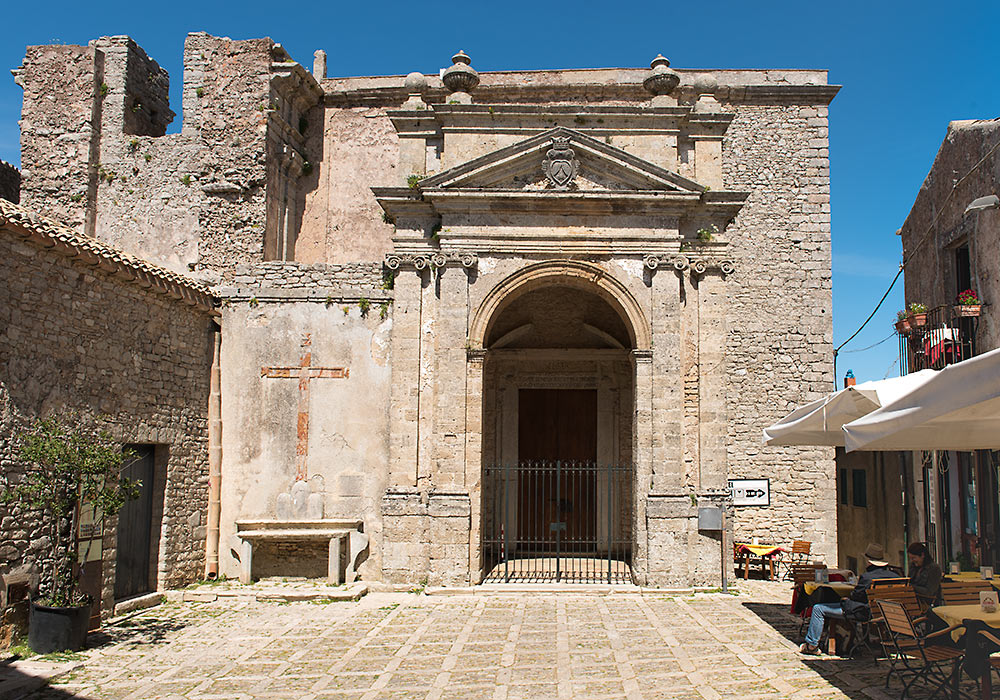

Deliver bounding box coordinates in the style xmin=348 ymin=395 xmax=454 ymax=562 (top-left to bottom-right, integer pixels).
xmin=907 ymin=541 xmax=942 ymax=607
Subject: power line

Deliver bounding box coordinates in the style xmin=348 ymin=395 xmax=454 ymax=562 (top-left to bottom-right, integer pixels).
xmin=839 ymin=331 xmax=897 ymax=354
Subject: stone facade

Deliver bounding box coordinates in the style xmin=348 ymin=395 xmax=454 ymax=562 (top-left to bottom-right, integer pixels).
xmin=0 ymin=199 xmax=217 ymax=617
xmin=893 ymin=118 xmax=1000 ymax=568
xmin=9 ymin=34 xmax=839 ymax=590
xmin=900 ymin=118 xmax=1000 ymax=352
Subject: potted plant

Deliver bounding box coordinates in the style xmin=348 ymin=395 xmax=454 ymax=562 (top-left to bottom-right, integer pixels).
xmin=894 ymin=309 xmax=911 ymax=334
xmin=907 ymin=302 xmax=929 ymax=330
xmin=955 ymin=289 xmax=982 ymax=317
xmin=2 ymin=415 xmax=138 ymax=653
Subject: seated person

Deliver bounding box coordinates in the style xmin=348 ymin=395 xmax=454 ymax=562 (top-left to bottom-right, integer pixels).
xmin=907 ymin=541 xmax=942 ymax=606
xmin=800 ymin=543 xmax=897 ymax=654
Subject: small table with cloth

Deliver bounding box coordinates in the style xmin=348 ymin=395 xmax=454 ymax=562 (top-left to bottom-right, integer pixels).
xmin=929 ymin=604 xmax=1000 ymax=700
xmin=735 ymin=543 xmax=785 ymax=580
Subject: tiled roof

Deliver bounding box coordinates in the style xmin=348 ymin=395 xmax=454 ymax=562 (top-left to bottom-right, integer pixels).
xmin=0 ymin=198 xmax=217 ymax=313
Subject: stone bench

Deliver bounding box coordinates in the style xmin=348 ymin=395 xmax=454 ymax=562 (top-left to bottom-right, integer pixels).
xmin=235 ymin=520 xmax=367 ymax=585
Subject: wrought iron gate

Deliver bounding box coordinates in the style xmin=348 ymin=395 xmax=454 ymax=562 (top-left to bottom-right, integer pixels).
xmin=483 ymin=461 xmax=632 ymax=583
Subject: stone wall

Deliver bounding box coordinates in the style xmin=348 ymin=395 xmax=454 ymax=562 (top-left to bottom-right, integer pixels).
xmin=721 ymin=103 xmax=836 ymax=562
xmin=217 ymin=294 xmax=392 ymax=582
xmin=0 ymin=161 xmax=19 ymax=203
xmin=0 ymin=209 xmax=216 ymax=616
xmin=899 ymin=118 xmax=1000 ymax=353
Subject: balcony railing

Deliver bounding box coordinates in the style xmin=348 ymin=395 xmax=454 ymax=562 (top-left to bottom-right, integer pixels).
xmin=898 ymin=305 xmax=979 ymax=375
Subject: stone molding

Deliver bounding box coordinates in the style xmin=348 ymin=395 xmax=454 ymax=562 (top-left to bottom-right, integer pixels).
xmin=384 ymin=252 xmax=478 ymax=271
xmin=643 ymin=253 xmax=735 ymax=276
xmin=468 ymin=259 xmax=651 ymax=351
xmin=0 ymin=198 xmax=217 ymax=313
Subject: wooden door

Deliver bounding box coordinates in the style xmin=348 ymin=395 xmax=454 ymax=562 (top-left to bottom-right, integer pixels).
xmin=115 ymin=445 xmax=155 ymax=600
xmin=517 ymin=389 xmax=597 ymax=550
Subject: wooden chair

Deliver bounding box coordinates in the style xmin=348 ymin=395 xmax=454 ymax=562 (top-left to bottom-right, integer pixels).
xmin=876 ymin=599 xmax=965 ymax=699
xmin=779 ymin=540 xmax=812 ymax=580
xmin=940 ymin=580 xmax=995 ymax=605
xmin=791 ymin=563 xmax=828 ymax=636
xmin=867 ymin=582 xmax=926 ymax=673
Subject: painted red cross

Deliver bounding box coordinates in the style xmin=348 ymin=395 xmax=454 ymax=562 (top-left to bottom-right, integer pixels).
xmin=261 ymin=334 xmax=349 ymax=480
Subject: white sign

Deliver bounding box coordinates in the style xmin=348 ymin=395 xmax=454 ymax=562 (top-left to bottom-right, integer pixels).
xmin=728 ymin=478 xmax=770 ymax=507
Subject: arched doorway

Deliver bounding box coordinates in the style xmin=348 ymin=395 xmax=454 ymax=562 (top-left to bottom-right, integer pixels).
xmin=474 ymin=264 xmax=644 ymax=583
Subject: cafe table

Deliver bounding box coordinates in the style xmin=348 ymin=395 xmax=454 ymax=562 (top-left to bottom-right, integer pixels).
xmin=792 ymin=581 xmax=855 ymax=616
xmin=930 ymin=604 xmax=1000 ymax=700
xmin=944 ymin=571 xmax=1000 ymax=584
xmin=734 ymin=543 xmax=785 ymax=580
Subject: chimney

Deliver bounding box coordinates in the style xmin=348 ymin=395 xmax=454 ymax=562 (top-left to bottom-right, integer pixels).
xmin=844 ymin=369 xmax=856 ymax=388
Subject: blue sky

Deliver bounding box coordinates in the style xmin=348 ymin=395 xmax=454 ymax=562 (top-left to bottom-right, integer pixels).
xmin=3 ymin=1 xmax=998 ymax=383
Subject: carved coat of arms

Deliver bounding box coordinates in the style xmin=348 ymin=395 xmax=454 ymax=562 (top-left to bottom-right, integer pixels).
xmin=542 ymin=137 xmax=579 ymax=189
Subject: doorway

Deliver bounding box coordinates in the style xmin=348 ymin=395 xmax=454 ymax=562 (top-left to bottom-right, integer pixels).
xmin=517 ymin=388 xmax=597 ymax=547
xmin=115 ymin=445 xmax=156 ymax=601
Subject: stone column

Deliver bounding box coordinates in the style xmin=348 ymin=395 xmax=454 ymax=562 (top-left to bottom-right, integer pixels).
xmin=465 ymin=350 xmax=485 ymax=583
xmin=698 ymin=270 xmax=728 ymax=491
xmin=433 ymin=266 xmax=471 ymax=490
xmin=388 ymin=268 xmax=423 ymax=487
xmin=631 ymin=349 xmax=653 ymax=585
xmin=650 ymin=266 xmax=684 ymax=492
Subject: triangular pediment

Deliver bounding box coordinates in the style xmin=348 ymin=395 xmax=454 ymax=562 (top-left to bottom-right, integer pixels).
xmin=418 ymin=127 xmax=706 ymax=193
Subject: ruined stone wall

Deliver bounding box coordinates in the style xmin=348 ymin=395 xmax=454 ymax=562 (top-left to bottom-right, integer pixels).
xmin=0 ymin=227 xmax=215 ymax=614
xmin=15 ymin=44 xmax=100 ymax=231
xmin=721 ymin=102 xmax=836 ymax=561
xmin=0 ymin=162 xmax=20 ymax=204
xmin=899 ymin=119 xmax=1000 ymax=353
xmin=15 ymin=34 xmax=322 ymax=282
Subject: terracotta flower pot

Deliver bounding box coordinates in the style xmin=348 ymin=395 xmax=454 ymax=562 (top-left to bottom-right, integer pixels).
xmin=908 ymin=312 xmax=927 ymax=329
xmin=895 ymin=319 xmax=911 ymax=334
xmin=954 ymin=304 xmax=981 ymax=318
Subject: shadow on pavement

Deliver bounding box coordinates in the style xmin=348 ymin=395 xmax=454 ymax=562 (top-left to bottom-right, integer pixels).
xmin=741 ymin=601 xmax=904 ymax=699
xmin=87 ymin=613 xmax=188 ymax=650
xmin=0 ymin=655 xmax=89 ymax=700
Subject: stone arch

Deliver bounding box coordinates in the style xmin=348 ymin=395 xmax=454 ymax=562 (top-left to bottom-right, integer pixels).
xmin=469 ymin=260 xmax=651 ymax=351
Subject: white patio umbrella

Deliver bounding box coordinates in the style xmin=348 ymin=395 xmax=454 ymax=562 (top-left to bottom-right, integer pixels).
xmin=843 ymin=347 xmax=1000 ymax=452
xmin=762 ymin=370 xmax=939 ymax=447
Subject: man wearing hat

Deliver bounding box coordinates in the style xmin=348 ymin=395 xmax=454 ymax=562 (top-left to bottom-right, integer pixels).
xmin=800 ymin=543 xmax=897 ymax=655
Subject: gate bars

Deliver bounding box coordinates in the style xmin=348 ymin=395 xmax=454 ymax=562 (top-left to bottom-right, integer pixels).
xmin=483 ymin=461 xmax=633 ymax=584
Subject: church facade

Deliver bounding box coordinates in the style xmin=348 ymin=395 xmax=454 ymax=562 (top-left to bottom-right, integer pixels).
xmin=4 ymin=33 xmax=838 ymax=601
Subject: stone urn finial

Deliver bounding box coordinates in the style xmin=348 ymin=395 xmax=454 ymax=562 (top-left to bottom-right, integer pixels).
xmin=442 ymin=50 xmax=479 ymax=103
xmin=643 ymin=54 xmax=680 ymax=102
xmin=692 ymin=74 xmax=721 ymax=112
xmin=403 ymin=71 xmax=428 ymax=109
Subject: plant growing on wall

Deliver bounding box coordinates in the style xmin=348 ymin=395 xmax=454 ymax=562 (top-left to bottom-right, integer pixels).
xmin=358 ymin=297 xmax=371 ymax=317
xmin=1 ymin=415 xmax=138 ymax=608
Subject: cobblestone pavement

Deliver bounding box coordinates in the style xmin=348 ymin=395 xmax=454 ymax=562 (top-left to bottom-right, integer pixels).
xmin=23 ymin=582 xmax=930 ymax=700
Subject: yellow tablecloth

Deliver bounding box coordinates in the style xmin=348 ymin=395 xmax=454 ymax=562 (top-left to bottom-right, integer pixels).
xmin=931 ymin=604 xmax=1000 ymax=641
xmin=802 ymin=581 xmax=855 ymax=597
xmin=946 ymin=571 xmax=1000 ymax=582
xmin=735 ymin=543 xmax=784 ymax=557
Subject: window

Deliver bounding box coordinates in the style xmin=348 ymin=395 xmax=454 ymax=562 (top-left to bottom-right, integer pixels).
xmin=839 ymin=469 xmax=849 ymax=505
xmin=956 ymin=244 xmax=972 ymax=297
xmin=852 ymin=469 xmax=868 ymax=508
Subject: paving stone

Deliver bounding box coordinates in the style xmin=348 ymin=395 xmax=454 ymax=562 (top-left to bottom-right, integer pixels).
xmin=15 ymin=582 xmax=987 ymax=700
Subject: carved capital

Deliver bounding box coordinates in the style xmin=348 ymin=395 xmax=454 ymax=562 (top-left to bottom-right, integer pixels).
xmin=642 ymin=254 xmax=734 ymax=277
xmin=385 ymin=253 xmax=478 ymax=271
xmin=466 ymin=348 xmax=487 ymax=365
